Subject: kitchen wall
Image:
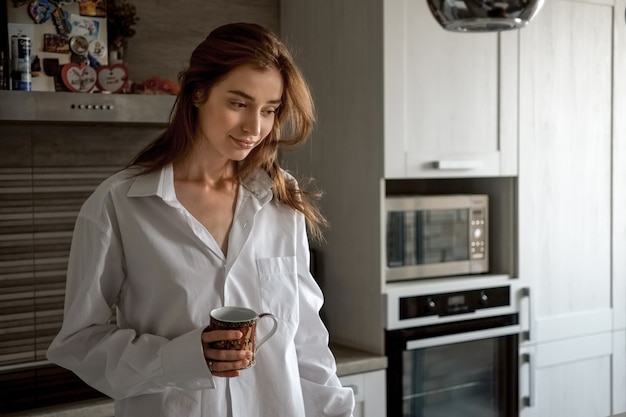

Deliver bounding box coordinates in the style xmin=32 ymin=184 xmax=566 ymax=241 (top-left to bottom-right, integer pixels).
xmin=122 ymin=0 xmax=279 ymax=83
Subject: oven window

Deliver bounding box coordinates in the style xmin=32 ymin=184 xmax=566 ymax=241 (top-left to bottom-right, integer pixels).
xmin=387 ymin=209 xmax=469 ymax=268
xmin=402 ymin=338 xmax=509 ymax=417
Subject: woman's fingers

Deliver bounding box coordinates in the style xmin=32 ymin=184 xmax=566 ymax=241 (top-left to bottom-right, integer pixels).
xmin=207 ymin=359 xmax=246 ymax=378
xmin=204 ymin=350 xmax=251 ymax=376
xmin=201 ymin=329 xmax=242 ymax=344
xmin=201 ymin=329 xmax=253 ymax=376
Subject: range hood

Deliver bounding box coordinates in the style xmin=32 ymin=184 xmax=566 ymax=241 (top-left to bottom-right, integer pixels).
xmin=0 ymin=91 xmax=175 ymax=125
xmin=427 ymin=0 xmax=545 ymax=32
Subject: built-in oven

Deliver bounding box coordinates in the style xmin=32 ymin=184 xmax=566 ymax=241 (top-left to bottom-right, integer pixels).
xmin=385 ymin=278 xmax=521 ymax=417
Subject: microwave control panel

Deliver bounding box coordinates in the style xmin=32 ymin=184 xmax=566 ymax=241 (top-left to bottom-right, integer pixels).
xmin=470 ymin=207 xmax=487 ymax=259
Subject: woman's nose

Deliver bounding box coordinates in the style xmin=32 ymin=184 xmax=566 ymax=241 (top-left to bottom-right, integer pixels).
xmin=241 ymin=111 xmax=261 ymax=136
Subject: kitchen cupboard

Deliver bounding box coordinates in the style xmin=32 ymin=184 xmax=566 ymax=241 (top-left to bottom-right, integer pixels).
xmin=384 ymin=0 xmax=518 ymax=178
xmin=282 ymin=0 xmax=626 ymax=416
xmin=280 ymin=0 xmax=518 ymax=356
xmin=517 ymin=0 xmax=626 ymax=415
xmin=339 ymin=370 xmax=386 ymax=417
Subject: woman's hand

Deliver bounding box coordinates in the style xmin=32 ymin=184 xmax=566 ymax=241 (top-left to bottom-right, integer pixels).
xmin=201 ymin=330 xmax=253 ymax=377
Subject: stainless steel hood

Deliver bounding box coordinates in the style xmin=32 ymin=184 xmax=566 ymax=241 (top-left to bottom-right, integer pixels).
xmin=427 ymin=0 xmax=545 ymax=32
xmin=0 ymin=91 xmax=175 ymax=125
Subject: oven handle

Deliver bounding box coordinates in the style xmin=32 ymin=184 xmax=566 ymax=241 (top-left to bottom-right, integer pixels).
xmin=405 ymin=324 xmax=521 ymax=350
xmin=522 ymin=287 xmax=532 ymax=341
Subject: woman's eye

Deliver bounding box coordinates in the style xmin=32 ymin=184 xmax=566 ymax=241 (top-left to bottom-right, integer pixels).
xmin=231 ymin=101 xmax=246 ymax=108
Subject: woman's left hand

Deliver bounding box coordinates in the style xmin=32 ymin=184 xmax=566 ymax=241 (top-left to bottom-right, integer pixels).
xmin=201 ymin=330 xmax=253 ymax=377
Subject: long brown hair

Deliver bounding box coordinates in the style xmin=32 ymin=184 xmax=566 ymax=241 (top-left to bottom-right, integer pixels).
xmin=128 ymin=22 xmax=327 ymax=241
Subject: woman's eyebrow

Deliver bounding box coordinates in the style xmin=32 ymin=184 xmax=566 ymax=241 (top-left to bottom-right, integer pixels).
xmin=228 ymin=89 xmax=282 ymax=105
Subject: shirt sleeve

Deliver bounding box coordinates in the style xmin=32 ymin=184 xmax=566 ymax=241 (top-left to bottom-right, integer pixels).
xmin=293 ymin=214 xmax=355 ymax=417
xmin=46 ymin=210 xmax=215 ymax=400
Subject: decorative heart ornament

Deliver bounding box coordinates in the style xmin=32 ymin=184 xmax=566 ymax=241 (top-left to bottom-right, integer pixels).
xmin=96 ymin=64 xmax=129 ymax=93
xmin=61 ymin=63 xmax=97 ymax=93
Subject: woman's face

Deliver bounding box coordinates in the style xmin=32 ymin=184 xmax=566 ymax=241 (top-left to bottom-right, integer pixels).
xmin=195 ymin=65 xmax=283 ymax=163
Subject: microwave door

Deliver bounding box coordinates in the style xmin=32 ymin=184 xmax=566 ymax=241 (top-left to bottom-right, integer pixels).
xmin=387 ymin=211 xmax=405 ymax=268
xmin=386 ymin=208 xmax=473 ymax=281
xmin=386 ymin=211 xmax=424 ymax=268
xmin=421 ymin=208 xmax=470 ymax=264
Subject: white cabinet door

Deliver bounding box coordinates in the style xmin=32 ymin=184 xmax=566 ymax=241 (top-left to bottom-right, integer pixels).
xmin=518 ymin=0 xmax=616 ymax=414
xmin=519 ymin=0 xmax=613 ymax=342
xmin=520 ymin=334 xmax=613 ymax=417
xmin=340 ymin=370 xmax=386 ymax=417
xmin=384 ymin=0 xmax=518 ymax=179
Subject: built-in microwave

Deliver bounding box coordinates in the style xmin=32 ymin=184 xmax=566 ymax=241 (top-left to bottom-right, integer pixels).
xmin=385 ymin=194 xmax=488 ymax=282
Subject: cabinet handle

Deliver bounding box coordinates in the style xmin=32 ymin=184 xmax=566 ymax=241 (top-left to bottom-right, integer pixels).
xmin=522 ymin=287 xmax=532 ymax=341
xmin=434 ymin=159 xmax=483 ymax=170
xmin=343 ymin=384 xmax=359 ymax=396
xmin=522 ymin=353 xmax=535 ymax=407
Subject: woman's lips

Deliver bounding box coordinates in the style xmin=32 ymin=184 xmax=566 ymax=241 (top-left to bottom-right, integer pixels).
xmin=231 ymin=137 xmax=256 ymax=149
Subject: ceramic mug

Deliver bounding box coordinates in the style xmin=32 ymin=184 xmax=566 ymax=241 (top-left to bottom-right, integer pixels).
xmin=208 ymin=306 xmax=278 ymax=369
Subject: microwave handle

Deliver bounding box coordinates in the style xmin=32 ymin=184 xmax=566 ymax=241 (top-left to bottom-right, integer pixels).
xmin=406 ymin=324 xmax=521 ymax=350
xmin=434 ymin=159 xmax=483 ymax=171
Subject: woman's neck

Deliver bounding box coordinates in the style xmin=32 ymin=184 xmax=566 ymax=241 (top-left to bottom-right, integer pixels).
xmin=174 ymin=145 xmax=238 ymax=187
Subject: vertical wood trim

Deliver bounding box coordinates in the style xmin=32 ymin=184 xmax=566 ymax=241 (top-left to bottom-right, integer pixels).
xmin=612 ymin=0 xmax=626 ymax=332
xmin=614 ymin=330 xmax=626 ymax=414
xmin=383 ymin=0 xmax=407 ymax=178
xmin=499 ymin=30 xmax=519 ymax=176
xmin=612 ymin=1 xmax=626 ymax=413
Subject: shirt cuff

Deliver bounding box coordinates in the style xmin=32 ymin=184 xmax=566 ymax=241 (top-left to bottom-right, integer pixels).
xmin=161 ymin=326 xmax=215 ymax=390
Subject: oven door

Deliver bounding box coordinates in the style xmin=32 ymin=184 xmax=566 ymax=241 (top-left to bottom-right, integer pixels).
xmin=386 ymin=314 xmax=519 ymax=417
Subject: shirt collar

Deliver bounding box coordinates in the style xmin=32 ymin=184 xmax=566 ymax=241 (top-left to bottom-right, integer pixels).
xmin=126 ymin=164 xmax=275 ymax=204
xmin=240 ymin=168 xmax=274 ymax=204
xmin=126 ymin=164 xmax=177 ymax=203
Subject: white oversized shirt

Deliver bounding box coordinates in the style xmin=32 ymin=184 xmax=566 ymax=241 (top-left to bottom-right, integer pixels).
xmin=46 ymin=164 xmax=355 ymax=417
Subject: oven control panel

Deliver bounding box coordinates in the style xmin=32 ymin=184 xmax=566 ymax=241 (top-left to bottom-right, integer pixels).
xmin=399 ymin=286 xmax=510 ymax=319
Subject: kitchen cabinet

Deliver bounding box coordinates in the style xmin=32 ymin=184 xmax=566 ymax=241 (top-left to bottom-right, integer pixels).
xmin=339 ymin=370 xmax=386 ymax=417
xmin=384 ymin=0 xmax=518 ymax=178
xmin=282 ymin=0 xmax=518 ymax=183
xmin=281 ymin=0 xmax=517 ymax=356
xmin=282 ymin=0 xmax=626 ymax=415
xmin=517 ymin=0 xmax=626 ymax=415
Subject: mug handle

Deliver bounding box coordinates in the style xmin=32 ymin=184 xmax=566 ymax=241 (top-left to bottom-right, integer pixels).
xmin=256 ymin=313 xmax=278 ymax=352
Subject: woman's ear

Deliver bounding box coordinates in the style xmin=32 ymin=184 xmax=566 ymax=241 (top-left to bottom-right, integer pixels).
xmin=193 ymin=90 xmax=205 ymax=107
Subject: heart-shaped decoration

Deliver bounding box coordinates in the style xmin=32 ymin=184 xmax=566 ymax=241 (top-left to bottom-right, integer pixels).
xmin=96 ymin=64 xmax=129 ymax=93
xmin=61 ymin=63 xmax=97 ymax=93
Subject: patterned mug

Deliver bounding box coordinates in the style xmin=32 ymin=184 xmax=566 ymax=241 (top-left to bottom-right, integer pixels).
xmin=208 ymin=306 xmax=278 ymax=369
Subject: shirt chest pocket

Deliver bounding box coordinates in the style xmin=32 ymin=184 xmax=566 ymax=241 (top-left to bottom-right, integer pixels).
xmin=256 ymin=256 xmax=298 ymax=325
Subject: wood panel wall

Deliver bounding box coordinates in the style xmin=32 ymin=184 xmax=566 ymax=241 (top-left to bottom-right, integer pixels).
xmin=124 ymin=0 xmax=279 ymax=83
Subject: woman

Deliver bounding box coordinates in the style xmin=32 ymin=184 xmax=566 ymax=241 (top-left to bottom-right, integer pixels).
xmin=47 ymin=22 xmax=355 ymax=417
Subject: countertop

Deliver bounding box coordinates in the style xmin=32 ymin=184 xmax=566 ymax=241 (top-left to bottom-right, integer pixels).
xmin=332 ymin=343 xmax=388 ymax=377
xmin=7 ymin=344 xmax=387 ymax=417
